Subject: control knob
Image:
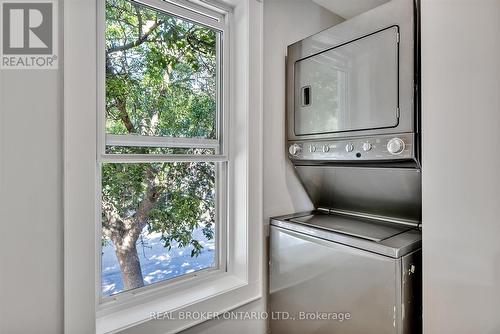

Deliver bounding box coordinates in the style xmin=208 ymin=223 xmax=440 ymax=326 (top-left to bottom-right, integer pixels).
xmin=345 ymin=143 xmax=354 ymax=152
xmin=362 ymin=142 xmax=372 ymax=151
xmin=387 ymin=138 xmax=405 ymax=155
xmin=289 ymin=143 xmax=302 ymax=156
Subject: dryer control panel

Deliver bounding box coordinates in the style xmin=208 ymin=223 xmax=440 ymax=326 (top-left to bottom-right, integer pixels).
xmin=288 ymin=133 xmax=416 ymax=162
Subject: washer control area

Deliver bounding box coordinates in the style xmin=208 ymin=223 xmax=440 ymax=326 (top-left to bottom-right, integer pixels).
xmin=288 ymin=133 xmax=415 ymax=161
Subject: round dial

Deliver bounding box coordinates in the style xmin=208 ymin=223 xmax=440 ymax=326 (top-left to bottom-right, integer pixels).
xmin=345 ymin=143 xmax=354 ymax=152
xmin=289 ymin=144 xmax=302 ymax=156
xmin=323 ymin=145 xmax=330 ymax=153
xmin=387 ymin=138 xmax=405 ymax=155
xmin=362 ymin=142 xmax=372 ymax=151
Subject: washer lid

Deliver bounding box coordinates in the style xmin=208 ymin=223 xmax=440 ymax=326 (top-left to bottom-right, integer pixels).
xmin=288 ymin=213 xmax=412 ymax=242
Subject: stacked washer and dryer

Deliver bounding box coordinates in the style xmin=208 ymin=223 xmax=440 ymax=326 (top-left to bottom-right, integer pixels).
xmin=269 ymin=0 xmax=422 ymax=333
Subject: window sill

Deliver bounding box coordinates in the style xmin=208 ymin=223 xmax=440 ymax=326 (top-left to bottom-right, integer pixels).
xmin=96 ymin=273 xmax=258 ymax=334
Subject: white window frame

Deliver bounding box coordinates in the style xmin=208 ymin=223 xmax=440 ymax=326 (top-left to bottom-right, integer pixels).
xmin=97 ymin=0 xmax=229 ymax=307
xmin=64 ymin=0 xmax=263 ymax=332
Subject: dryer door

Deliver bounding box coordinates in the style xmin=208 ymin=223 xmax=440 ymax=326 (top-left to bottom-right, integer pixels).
xmin=294 ymin=26 xmax=399 ymax=136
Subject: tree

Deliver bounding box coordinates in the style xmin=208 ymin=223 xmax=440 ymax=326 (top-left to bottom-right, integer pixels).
xmin=102 ymin=0 xmax=217 ymax=291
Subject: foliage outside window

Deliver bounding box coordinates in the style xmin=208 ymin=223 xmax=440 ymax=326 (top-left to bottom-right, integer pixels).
xmin=101 ymin=0 xmax=224 ymax=297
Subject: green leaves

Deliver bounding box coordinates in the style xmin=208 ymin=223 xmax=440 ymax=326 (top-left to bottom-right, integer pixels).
xmin=105 ymin=0 xmax=217 ymax=139
xmin=102 ymin=161 xmax=216 ymax=256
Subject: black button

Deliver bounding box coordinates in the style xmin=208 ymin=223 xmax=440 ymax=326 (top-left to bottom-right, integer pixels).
xmin=356 ymin=152 xmax=361 ymax=158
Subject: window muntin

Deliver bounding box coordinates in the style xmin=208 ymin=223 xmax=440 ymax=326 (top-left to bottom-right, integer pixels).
xmin=100 ymin=0 xmax=226 ymax=300
xmin=105 ymin=146 xmax=216 ymax=155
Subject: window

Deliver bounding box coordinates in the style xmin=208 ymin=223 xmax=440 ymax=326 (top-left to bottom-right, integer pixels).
xmin=99 ymin=0 xmax=227 ymax=298
xmin=64 ymin=0 xmax=262 ymax=331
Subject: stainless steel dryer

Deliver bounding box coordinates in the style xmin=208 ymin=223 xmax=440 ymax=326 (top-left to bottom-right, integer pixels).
xmin=286 ymin=0 xmax=420 ymax=165
xmin=270 ymin=0 xmax=422 ymax=333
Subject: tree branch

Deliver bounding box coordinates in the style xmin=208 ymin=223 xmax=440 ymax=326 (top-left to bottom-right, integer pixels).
xmin=116 ymin=96 xmax=135 ymax=133
xmin=133 ymin=4 xmax=143 ymax=38
xmin=107 ymin=19 xmax=164 ymax=54
xmin=102 ymin=198 xmax=125 ymax=240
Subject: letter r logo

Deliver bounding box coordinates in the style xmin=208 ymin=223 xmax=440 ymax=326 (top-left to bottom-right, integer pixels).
xmin=2 ymin=2 xmax=53 ymax=54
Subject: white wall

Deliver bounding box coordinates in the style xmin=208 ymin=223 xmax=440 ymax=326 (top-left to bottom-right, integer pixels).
xmin=180 ymin=300 xmax=267 ymax=334
xmin=422 ymin=0 xmax=500 ymax=333
xmin=263 ymin=0 xmax=343 ymax=224
xmin=312 ymin=0 xmax=388 ymax=19
xmin=0 ymin=64 xmax=63 ymax=332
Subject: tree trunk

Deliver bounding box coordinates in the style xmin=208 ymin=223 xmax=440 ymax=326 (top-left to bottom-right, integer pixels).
xmin=115 ymin=244 xmax=144 ymax=290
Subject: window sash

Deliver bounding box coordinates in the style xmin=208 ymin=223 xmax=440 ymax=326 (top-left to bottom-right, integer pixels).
xmin=98 ymin=0 xmax=229 ymax=159
xmin=98 ymin=160 xmax=228 ymax=305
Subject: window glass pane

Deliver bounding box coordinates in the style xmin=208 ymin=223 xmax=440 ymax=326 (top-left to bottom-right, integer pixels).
xmin=101 ymin=162 xmax=216 ymax=296
xmin=105 ymin=0 xmax=218 ymax=139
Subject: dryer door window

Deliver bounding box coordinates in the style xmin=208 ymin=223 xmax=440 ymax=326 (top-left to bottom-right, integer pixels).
xmin=294 ymin=26 xmax=399 ymax=136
